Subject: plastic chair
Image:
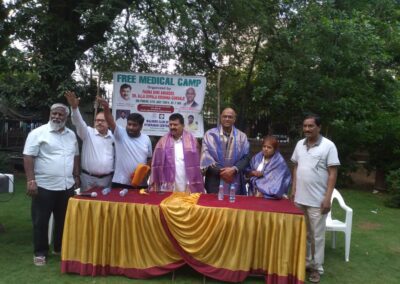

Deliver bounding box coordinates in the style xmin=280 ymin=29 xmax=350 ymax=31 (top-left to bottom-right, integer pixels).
xmin=325 ymin=188 xmax=353 ymax=262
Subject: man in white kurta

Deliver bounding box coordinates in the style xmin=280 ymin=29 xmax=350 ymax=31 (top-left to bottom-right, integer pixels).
xmin=150 ymin=113 xmax=204 ymax=193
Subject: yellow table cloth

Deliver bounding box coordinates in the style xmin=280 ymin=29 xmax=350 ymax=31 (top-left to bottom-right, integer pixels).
xmin=160 ymin=193 xmax=306 ymax=283
xmin=61 ymin=190 xmax=183 ymax=278
xmin=61 ymin=190 xmax=306 ymax=283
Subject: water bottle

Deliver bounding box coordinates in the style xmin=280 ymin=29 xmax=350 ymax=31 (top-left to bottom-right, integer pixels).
xmin=218 ymin=180 xmax=224 ymax=201
xmin=229 ymin=183 xmax=236 ymax=203
xmin=185 ymin=181 xmax=191 ymax=195
xmin=102 ymin=187 xmax=111 ymax=195
xmin=119 ymin=188 xmax=128 ymax=197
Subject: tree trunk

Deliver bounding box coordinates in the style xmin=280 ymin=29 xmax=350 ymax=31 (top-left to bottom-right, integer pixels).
xmin=236 ymin=32 xmax=262 ymax=132
xmin=374 ymin=168 xmax=386 ymax=191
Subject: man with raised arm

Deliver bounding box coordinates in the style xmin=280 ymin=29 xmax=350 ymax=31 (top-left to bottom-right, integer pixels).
xmin=97 ymin=96 xmax=152 ymax=189
xmin=65 ymin=91 xmax=115 ymax=190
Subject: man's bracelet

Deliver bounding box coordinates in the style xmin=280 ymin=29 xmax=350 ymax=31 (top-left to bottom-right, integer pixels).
xmin=27 ymin=180 xmax=36 ymax=184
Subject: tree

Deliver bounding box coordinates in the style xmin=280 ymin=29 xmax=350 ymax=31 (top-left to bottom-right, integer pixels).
xmin=1 ymin=0 xmax=135 ymax=108
xmin=0 ymin=2 xmax=12 ymax=52
xmin=2 ymin=0 xmax=400 ymax=188
xmin=87 ymin=0 xmax=283 ymax=130
xmin=252 ymin=0 xmax=400 ymax=185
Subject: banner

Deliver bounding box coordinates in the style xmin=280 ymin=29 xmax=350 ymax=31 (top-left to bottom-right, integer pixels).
xmin=112 ymin=72 xmax=206 ymax=137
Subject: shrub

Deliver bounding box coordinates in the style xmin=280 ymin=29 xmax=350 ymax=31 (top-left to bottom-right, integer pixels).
xmin=385 ymin=169 xmax=400 ymax=208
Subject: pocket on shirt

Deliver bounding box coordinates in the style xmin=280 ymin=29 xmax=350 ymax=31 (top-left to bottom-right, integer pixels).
xmin=64 ymin=141 xmax=78 ymax=156
xmin=310 ymin=154 xmax=322 ymax=169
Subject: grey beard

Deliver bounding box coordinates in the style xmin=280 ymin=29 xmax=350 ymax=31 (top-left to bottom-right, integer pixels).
xmin=49 ymin=120 xmax=66 ymax=131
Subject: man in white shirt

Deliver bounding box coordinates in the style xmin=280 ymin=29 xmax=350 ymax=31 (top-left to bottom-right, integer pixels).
xmin=23 ymin=103 xmax=80 ymax=266
xmin=290 ymin=114 xmax=340 ymax=283
xmin=65 ymin=91 xmax=115 ymax=190
xmin=150 ymin=113 xmax=204 ymax=193
xmin=97 ymin=96 xmax=152 ymax=189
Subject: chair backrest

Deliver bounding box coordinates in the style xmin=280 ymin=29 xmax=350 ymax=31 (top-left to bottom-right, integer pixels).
xmin=327 ymin=188 xmax=352 ymax=220
xmin=327 ymin=188 xmax=341 ymax=220
xmin=331 ymin=188 xmax=348 ymax=207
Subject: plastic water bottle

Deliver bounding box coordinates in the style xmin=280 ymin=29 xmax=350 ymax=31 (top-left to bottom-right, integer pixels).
xmin=229 ymin=183 xmax=236 ymax=203
xmin=102 ymin=187 xmax=111 ymax=195
xmin=119 ymin=188 xmax=128 ymax=197
xmin=185 ymin=181 xmax=191 ymax=195
xmin=218 ymin=180 xmax=224 ymax=201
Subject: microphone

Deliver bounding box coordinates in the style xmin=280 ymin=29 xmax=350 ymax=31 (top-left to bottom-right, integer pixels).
xmin=78 ymin=192 xmax=98 ymax=197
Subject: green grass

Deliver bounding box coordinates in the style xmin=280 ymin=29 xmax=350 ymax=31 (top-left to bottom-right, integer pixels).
xmin=1 ymin=173 xmax=399 ymax=283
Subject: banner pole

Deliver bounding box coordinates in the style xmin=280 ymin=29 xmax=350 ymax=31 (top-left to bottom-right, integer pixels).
xmin=217 ymin=69 xmax=221 ymax=125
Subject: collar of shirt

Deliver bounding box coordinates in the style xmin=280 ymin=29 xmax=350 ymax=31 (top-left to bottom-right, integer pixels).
xmin=173 ymin=135 xmax=183 ymax=143
xmin=47 ymin=123 xmax=69 ymax=135
xmin=94 ymin=128 xmax=112 ymax=138
xmin=303 ymin=134 xmax=323 ymax=149
xmin=219 ymin=127 xmax=233 ymax=144
xmin=219 ymin=126 xmax=233 ymax=136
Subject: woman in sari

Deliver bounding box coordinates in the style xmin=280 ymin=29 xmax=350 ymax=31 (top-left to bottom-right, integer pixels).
xmin=246 ymin=136 xmax=291 ymax=199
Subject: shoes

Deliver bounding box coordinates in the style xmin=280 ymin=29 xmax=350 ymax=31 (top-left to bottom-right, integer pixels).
xmin=308 ymin=270 xmax=320 ymax=283
xmin=306 ymin=265 xmax=324 ymax=274
xmin=33 ymin=256 xmax=46 ymax=266
xmin=52 ymin=250 xmax=61 ymax=256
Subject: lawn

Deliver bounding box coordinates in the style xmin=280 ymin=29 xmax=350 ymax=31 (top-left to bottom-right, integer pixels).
xmin=0 ymin=173 xmax=399 ymax=283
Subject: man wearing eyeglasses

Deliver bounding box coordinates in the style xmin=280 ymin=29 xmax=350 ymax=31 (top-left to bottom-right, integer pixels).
xmin=65 ymin=91 xmax=115 ymax=191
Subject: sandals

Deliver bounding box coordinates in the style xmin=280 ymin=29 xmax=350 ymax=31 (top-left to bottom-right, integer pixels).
xmin=308 ymin=270 xmax=320 ymax=283
xmin=33 ymin=256 xmax=46 ymax=266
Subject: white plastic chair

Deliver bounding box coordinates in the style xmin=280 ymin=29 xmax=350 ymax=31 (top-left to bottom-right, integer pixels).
xmin=325 ymin=188 xmax=353 ymax=262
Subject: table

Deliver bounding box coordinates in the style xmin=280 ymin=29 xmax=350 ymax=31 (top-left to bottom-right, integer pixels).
xmin=61 ymin=190 xmax=306 ymax=283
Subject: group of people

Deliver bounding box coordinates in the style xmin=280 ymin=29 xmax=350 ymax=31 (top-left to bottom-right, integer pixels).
xmin=23 ymin=93 xmax=340 ymax=283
